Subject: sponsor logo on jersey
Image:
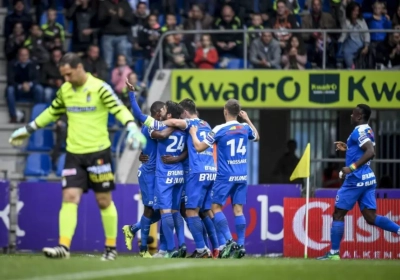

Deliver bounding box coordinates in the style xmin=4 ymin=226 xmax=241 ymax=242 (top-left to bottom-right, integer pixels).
xmin=66 ymin=106 xmax=96 ymax=112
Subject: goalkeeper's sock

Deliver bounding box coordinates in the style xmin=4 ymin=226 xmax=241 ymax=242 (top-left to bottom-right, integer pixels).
xmin=161 ymin=213 xmax=175 ymax=251
xmin=139 ymin=216 xmax=151 ymax=252
xmin=172 ymin=212 xmax=185 ymax=247
xmin=59 ymin=202 xmax=78 ymax=249
xmin=330 ymin=221 xmax=344 ymax=254
xmin=100 ymin=201 xmax=118 ymax=248
xmin=159 ymin=220 xmax=167 ymax=251
xmin=213 ymin=211 xmax=232 ymax=241
xmin=234 ymin=215 xmax=246 ymax=246
xmin=203 ymin=216 xmax=218 ymax=250
xmin=187 ymin=216 xmax=206 ymax=250
xmin=375 ymin=215 xmax=400 ymax=234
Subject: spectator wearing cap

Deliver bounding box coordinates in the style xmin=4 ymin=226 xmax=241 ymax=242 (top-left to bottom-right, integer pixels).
xmin=302 ymin=0 xmax=337 ymax=68
xmin=98 ymin=0 xmax=134 ymax=69
xmin=270 ymin=0 xmax=300 ymax=49
xmin=6 ymin=48 xmax=44 ymax=123
xmin=41 ymin=8 xmax=66 ymax=51
xmin=41 ymin=48 xmax=63 ymax=103
xmin=4 ymin=0 xmax=33 ymax=38
xmin=213 ymin=4 xmax=244 ymax=58
xmin=339 ymin=1 xmax=370 ymax=69
xmin=66 ymin=0 xmax=98 ymax=54
xmin=250 ymin=32 xmax=281 ymax=69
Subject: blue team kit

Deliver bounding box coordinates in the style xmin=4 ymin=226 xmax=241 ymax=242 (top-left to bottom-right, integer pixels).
xmin=336 ymin=124 xmax=377 ymax=211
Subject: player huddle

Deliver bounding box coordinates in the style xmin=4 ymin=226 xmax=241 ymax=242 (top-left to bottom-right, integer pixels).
xmin=123 ymin=85 xmax=259 ymax=258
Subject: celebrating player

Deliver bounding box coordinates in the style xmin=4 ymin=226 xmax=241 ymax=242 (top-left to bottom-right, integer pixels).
xmin=189 ymin=99 xmax=259 ymax=258
xmin=8 ymin=53 xmax=146 ymax=260
xmin=317 ymin=104 xmax=400 ymax=260
xmin=162 ymin=98 xmax=219 ymax=258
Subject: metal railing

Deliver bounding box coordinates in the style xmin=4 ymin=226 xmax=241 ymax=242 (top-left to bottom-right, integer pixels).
xmin=143 ymin=28 xmax=400 ymax=84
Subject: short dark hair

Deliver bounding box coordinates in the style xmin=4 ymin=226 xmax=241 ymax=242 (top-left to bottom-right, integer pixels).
xmin=276 ymin=0 xmax=287 ymax=6
xmin=136 ymin=1 xmax=146 ymax=9
xmin=225 ymin=99 xmax=241 ymax=117
xmin=166 ymin=13 xmax=176 ymax=19
xmin=150 ymin=101 xmax=165 ymax=117
xmin=357 ymin=104 xmax=371 ymax=121
xmin=59 ymin=52 xmax=82 ymax=68
xmin=179 ymin=98 xmax=197 ymax=115
xmin=166 ymin=101 xmax=184 ymax=119
xmin=14 ymin=0 xmax=24 ymax=6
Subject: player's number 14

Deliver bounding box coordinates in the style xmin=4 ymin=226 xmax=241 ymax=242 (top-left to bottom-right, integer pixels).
xmin=227 ymin=138 xmax=246 ymax=157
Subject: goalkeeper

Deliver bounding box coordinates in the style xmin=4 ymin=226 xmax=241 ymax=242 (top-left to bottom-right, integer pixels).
xmin=9 ymin=53 xmax=146 ymax=261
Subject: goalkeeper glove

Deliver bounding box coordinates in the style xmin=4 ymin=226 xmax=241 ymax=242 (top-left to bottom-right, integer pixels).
xmin=126 ymin=122 xmax=147 ymax=150
xmin=9 ymin=121 xmax=37 ymax=147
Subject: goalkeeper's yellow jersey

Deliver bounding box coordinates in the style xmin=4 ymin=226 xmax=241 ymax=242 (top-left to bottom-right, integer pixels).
xmin=35 ymin=73 xmax=134 ymax=154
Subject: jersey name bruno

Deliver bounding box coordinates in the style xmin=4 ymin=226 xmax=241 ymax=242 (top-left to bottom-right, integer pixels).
xmin=203 ymin=121 xmax=256 ymax=181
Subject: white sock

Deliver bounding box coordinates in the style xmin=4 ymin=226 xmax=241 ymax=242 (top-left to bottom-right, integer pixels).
xmin=330 ymin=249 xmax=339 ymax=254
xmin=197 ymin=248 xmax=205 ymax=253
xmin=218 ymin=245 xmax=225 ymax=251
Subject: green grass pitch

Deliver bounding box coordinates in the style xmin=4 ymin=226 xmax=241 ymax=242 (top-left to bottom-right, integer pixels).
xmin=0 ymin=254 xmax=398 ymax=280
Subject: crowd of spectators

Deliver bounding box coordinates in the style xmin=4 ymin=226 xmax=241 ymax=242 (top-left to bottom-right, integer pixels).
xmin=3 ymin=0 xmax=400 ymax=123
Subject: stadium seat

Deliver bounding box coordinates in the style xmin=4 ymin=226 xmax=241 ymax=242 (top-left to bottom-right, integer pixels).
xmin=56 ymin=153 xmax=66 ymax=177
xmin=26 ymin=129 xmax=54 ymax=151
xmin=108 ymin=113 xmax=116 ymax=127
xmin=111 ymin=130 xmax=125 ymax=153
xmin=30 ymin=103 xmax=48 ymax=121
xmin=227 ymin=59 xmax=246 ymax=69
xmin=24 ymin=153 xmax=52 ymax=177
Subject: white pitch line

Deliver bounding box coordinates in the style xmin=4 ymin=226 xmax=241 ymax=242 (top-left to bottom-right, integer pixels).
xmin=15 ymin=261 xmax=240 ymax=280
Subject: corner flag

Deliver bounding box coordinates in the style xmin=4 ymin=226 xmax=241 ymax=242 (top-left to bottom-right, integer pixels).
xmin=290 ymin=143 xmax=310 ymax=181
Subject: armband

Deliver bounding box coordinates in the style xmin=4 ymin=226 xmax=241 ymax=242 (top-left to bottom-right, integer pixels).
xmin=349 ymin=163 xmax=357 ymax=172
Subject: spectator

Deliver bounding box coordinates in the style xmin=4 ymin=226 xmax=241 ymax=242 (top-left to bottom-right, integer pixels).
xmin=375 ymin=32 xmax=400 ymax=67
xmin=111 ymin=55 xmax=133 ymax=94
xmin=247 ymin=13 xmax=265 ymax=46
xmin=4 ymin=22 xmax=26 ymax=61
xmin=164 ymin=33 xmax=191 ymax=68
xmin=302 ymin=0 xmax=337 ymax=68
xmin=161 ymin=14 xmax=179 ymax=34
xmin=98 ymin=0 xmax=134 ymax=69
xmin=322 ymin=157 xmax=341 ymax=188
xmin=185 ymin=0 xmax=215 ymax=16
xmin=24 ymin=24 xmax=50 ymax=64
xmin=121 ymin=72 xmax=147 ymax=107
xmin=41 ymin=8 xmax=66 ymax=51
xmin=237 ymin=0 xmax=274 ymax=25
xmin=194 ymin=34 xmax=219 ymax=68
xmin=127 ymin=0 xmax=149 ymax=12
xmin=363 ymin=2 xmax=391 ymax=44
xmin=33 ymin=0 xmax=56 ymax=25
xmin=138 ymin=14 xmax=161 ymax=69
xmin=183 ymin=4 xmax=213 ymax=49
xmin=213 ymin=5 xmax=244 ymax=58
xmin=6 ymin=48 xmax=43 ymax=123
xmin=4 ymin=0 xmax=33 ymax=38
xmin=388 ymin=35 xmax=400 ymax=69
xmin=392 ymin=4 xmax=400 ymax=29
xmin=41 ymin=48 xmax=63 ymax=104
xmin=272 ymin=140 xmax=302 ymax=184
xmin=250 ymin=32 xmax=281 ymax=69
xmin=270 ymin=0 xmax=299 ymax=49
xmin=82 ymin=45 xmax=109 ymax=81
xmin=281 ymin=35 xmax=307 ymax=69
xmin=273 ymin=0 xmax=300 ymax=15
xmin=339 ymin=2 xmax=370 ymax=69
xmin=131 ymin=1 xmax=149 ymax=51
xmin=66 ymin=0 xmax=98 ymax=54
xmin=214 ymin=0 xmax=239 ymax=18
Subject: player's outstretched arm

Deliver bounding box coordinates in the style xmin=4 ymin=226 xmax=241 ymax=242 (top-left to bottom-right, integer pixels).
xmin=239 ymin=110 xmax=260 ymax=142
xmin=189 ymin=126 xmax=209 ymax=152
xmin=9 ymin=90 xmax=66 ymax=147
xmin=162 ymin=118 xmax=188 ymax=130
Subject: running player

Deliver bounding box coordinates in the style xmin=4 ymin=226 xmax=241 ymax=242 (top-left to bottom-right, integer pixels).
xmin=162 ymin=99 xmax=220 ymax=258
xmin=8 ymin=53 xmax=146 ymax=260
xmin=189 ymin=99 xmax=259 ymax=258
xmin=317 ymin=104 xmax=400 ymax=260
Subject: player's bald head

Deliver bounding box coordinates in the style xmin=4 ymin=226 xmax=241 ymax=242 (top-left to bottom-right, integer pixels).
xmin=224 ymin=99 xmax=241 ymax=117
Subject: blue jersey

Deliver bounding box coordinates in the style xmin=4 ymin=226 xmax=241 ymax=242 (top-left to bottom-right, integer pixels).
xmin=185 ymin=118 xmax=216 ymax=174
xmin=345 ymin=124 xmax=376 ymax=185
xmin=150 ymin=125 xmax=187 ymax=178
xmin=138 ymin=126 xmax=157 ymax=173
xmin=204 ymin=121 xmax=256 ymax=181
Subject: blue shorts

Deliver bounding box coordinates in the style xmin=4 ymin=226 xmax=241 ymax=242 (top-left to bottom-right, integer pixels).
xmin=138 ymin=170 xmax=155 ymax=207
xmin=336 ymin=182 xmax=377 ymax=211
xmin=211 ymin=180 xmax=247 ymax=206
xmin=155 ymin=176 xmax=184 ymax=211
xmin=185 ymin=173 xmax=214 ymax=211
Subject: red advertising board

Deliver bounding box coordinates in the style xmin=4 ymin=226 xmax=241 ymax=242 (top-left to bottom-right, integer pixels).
xmin=284 ymin=198 xmax=400 ymax=259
